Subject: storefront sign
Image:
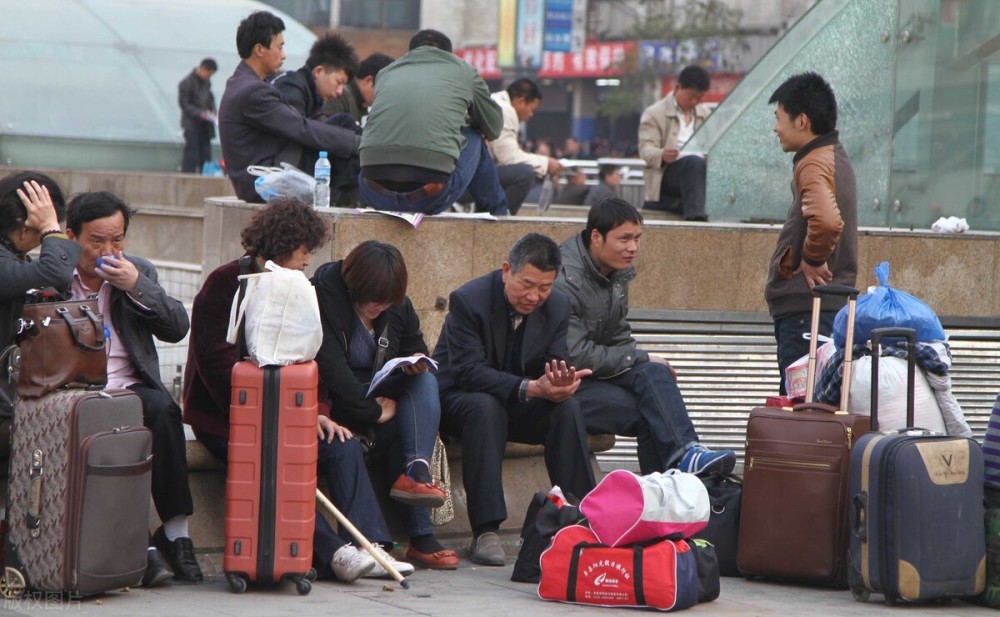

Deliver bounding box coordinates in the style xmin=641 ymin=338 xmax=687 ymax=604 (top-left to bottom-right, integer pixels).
xmin=537 ymin=41 xmax=635 ymax=78
xmin=455 ymin=47 xmax=503 ymax=80
xmin=516 ymin=0 xmax=545 ymax=69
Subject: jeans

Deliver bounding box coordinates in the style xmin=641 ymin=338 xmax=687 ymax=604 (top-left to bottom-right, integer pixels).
xmin=358 ymin=126 xmax=509 ymax=215
xmin=368 ymin=372 xmax=441 ymax=538
xmin=575 ymin=362 xmax=699 ymax=474
xmin=774 ymin=310 xmax=837 ymax=395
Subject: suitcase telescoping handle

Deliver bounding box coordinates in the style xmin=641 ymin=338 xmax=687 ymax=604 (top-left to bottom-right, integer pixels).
xmin=797 ymin=284 xmax=859 ymax=412
xmin=869 ymin=327 xmax=917 ymax=432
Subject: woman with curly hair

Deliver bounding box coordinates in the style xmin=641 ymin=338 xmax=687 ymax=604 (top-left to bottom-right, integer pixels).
xmin=183 ymin=198 xmax=414 ymax=583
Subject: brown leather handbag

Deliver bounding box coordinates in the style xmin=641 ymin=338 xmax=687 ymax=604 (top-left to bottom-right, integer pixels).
xmin=17 ymin=298 xmax=107 ymax=398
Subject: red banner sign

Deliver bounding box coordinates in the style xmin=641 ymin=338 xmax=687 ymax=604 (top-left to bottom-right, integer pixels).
xmin=455 ymin=47 xmax=502 ymax=80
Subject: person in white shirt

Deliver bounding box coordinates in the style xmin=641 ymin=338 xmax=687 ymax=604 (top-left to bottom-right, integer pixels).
xmin=489 ymin=79 xmax=564 ymax=214
xmin=638 ymin=66 xmax=711 ymax=221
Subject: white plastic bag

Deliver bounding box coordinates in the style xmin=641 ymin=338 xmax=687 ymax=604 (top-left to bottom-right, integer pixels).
xmin=784 ymin=337 xmax=836 ymax=399
xmin=848 ymin=355 xmax=946 ymax=433
xmin=226 ymin=261 xmax=322 ymax=366
xmin=249 ymin=163 xmax=315 ymax=203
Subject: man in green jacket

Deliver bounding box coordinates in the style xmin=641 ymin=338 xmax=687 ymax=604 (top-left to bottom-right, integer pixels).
xmin=358 ymin=30 xmax=508 ymax=215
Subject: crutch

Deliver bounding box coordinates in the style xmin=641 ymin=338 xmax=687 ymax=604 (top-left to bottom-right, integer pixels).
xmin=315 ymin=489 xmax=410 ymax=589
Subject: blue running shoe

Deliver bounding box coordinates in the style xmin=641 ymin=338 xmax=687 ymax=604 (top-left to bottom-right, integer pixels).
xmin=677 ymin=444 xmax=736 ymax=477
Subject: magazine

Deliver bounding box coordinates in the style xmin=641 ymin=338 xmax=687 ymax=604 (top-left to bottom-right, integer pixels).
xmin=366 ymin=355 xmax=439 ymax=397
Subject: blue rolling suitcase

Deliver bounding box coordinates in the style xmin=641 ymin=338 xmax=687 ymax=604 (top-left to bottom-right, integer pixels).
xmin=848 ymin=328 xmax=985 ymax=604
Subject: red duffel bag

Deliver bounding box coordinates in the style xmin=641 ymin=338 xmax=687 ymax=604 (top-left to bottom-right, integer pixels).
xmin=538 ymin=525 xmax=700 ymax=611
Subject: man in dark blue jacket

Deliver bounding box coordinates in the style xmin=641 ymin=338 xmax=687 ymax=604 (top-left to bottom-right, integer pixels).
xmin=218 ymin=11 xmax=359 ymax=202
xmin=433 ymin=233 xmax=595 ymax=567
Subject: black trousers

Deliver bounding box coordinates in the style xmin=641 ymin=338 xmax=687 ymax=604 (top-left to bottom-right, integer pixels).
xmin=128 ymin=383 xmax=194 ymax=523
xmin=181 ymin=124 xmax=212 ymax=173
xmin=439 ymin=391 xmax=595 ymax=529
xmin=496 ymin=163 xmax=535 ymax=215
xmin=655 ymin=155 xmax=707 ymax=220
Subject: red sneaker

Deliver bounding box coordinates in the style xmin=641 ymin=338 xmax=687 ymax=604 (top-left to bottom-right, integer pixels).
xmin=390 ymin=473 xmax=446 ymax=508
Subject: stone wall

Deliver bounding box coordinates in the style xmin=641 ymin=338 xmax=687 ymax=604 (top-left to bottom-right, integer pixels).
xmin=205 ymin=198 xmax=1000 ymax=347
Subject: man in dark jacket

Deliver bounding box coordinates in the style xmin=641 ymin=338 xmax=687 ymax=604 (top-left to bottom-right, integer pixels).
xmin=433 ymin=233 xmax=595 ymax=567
xmin=65 ymin=191 xmax=199 ymax=587
xmin=178 ymin=58 xmax=217 ymax=173
xmin=556 ymin=199 xmax=736 ymax=476
xmin=271 ymin=33 xmax=358 ymax=121
xmin=359 ymin=29 xmax=508 ymax=215
xmin=764 ymin=72 xmax=857 ymax=393
xmin=218 ymin=11 xmax=359 ymax=202
xmin=323 ymin=52 xmax=395 ymax=125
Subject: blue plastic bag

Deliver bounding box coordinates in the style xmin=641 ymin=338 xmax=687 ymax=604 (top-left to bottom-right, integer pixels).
xmin=832 ymin=261 xmax=945 ymax=348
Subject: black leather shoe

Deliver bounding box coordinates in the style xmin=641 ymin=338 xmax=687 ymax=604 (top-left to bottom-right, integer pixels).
xmin=142 ymin=548 xmax=173 ymax=587
xmin=153 ymin=526 xmax=204 ymax=583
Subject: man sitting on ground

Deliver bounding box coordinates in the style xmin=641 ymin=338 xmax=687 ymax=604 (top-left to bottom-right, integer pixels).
xmin=433 ymin=233 xmax=596 ymax=567
xmin=639 ymin=65 xmax=711 ymax=221
xmin=217 ymin=11 xmax=359 ymax=202
xmin=556 ymin=198 xmax=737 ymax=476
xmin=359 ymin=29 xmax=508 ymax=216
xmin=488 ymin=79 xmax=563 ymax=215
xmin=323 ymin=52 xmax=395 ymax=125
xmin=583 ymin=164 xmax=622 ymax=207
xmin=65 ymin=191 xmax=202 ymax=586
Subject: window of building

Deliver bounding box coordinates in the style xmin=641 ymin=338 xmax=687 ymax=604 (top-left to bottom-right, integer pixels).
xmin=260 ymin=1 xmax=331 ymax=28
xmin=340 ymin=0 xmax=420 ymax=29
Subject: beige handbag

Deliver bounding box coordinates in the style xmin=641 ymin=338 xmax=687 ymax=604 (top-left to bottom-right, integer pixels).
xmin=429 ymin=435 xmax=454 ymax=526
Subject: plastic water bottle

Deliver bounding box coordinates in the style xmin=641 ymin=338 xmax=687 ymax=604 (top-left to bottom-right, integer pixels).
xmin=314 ymin=150 xmax=331 ymax=209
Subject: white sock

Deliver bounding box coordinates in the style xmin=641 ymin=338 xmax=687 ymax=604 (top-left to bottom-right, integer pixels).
xmin=163 ymin=516 xmax=190 ymax=541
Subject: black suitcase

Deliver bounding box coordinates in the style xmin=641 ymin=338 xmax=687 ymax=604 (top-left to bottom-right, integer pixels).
xmin=848 ymin=328 xmax=986 ymax=603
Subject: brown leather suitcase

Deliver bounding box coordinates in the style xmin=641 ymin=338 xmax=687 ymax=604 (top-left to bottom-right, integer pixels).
xmin=5 ymin=389 xmax=152 ymax=596
xmin=737 ymin=285 xmax=869 ymax=587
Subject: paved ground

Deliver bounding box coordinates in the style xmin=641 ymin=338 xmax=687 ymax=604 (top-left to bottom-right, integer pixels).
xmin=2 ymin=555 xmax=996 ymax=617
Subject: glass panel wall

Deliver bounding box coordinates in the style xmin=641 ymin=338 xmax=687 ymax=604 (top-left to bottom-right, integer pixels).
xmin=690 ymin=0 xmax=1000 ymax=231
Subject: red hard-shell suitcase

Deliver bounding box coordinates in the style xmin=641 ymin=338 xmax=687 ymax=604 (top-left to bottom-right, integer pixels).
xmin=738 ymin=284 xmax=870 ymax=587
xmin=224 ymin=361 xmax=318 ymax=595
xmin=6 ymin=389 xmax=151 ymax=597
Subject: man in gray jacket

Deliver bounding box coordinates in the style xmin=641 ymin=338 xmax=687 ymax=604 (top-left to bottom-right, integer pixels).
xmin=556 ymin=198 xmax=736 ymax=476
xmin=66 ymin=191 xmax=200 ymax=587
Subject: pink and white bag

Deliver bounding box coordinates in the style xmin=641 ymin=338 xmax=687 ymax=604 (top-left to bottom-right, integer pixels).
xmin=581 ymin=469 xmax=709 ymax=547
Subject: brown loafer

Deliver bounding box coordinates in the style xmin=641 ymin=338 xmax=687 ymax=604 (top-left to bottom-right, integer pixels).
xmin=405 ymin=547 xmax=459 ymax=570
xmin=390 ymin=474 xmax=446 ymax=508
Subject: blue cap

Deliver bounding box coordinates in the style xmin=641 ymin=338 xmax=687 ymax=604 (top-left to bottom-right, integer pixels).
xmin=319 ymin=151 xmax=328 ymax=158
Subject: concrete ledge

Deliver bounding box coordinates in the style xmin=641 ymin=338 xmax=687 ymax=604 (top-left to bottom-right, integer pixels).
xmin=182 ymin=434 xmax=615 ymax=552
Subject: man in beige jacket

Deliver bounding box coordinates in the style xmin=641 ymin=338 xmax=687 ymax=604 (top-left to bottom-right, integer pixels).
xmin=489 ymin=79 xmax=563 ymax=214
xmin=638 ymin=66 xmax=711 ymax=221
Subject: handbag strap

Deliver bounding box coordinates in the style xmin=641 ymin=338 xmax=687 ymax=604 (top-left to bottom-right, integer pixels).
xmin=567 ymin=541 xmax=587 ymax=603
xmin=56 ymin=304 xmax=104 ymax=351
xmin=235 ymin=255 xmax=253 ymax=360
xmin=632 ymin=544 xmax=646 ymax=605
xmin=372 ymin=322 xmax=390 ymax=374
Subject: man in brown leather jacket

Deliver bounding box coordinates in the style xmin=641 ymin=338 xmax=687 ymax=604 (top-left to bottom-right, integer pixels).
xmin=764 ymin=72 xmax=857 ymax=394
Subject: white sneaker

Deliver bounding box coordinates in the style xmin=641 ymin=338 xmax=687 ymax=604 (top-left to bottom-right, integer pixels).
xmin=364 ymin=545 xmax=415 ymax=579
xmin=331 ymin=545 xmax=377 ymax=583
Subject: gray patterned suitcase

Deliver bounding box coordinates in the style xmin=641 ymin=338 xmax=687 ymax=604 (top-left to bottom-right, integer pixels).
xmin=5 ymin=389 xmax=152 ymax=597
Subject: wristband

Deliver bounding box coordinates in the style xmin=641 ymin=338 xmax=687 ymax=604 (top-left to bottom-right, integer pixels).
xmin=39 ymin=229 xmax=64 ymax=241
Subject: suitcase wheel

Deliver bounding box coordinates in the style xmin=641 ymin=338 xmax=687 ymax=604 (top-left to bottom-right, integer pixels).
xmin=295 ymin=577 xmax=311 ymax=596
xmin=226 ymin=573 xmax=248 ymax=594
xmin=306 ymin=568 xmax=317 ymax=582
xmin=0 ymin=567 xmax=26 ymax=599
xmin=847 ymin=563 xmax=869 ymax=602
